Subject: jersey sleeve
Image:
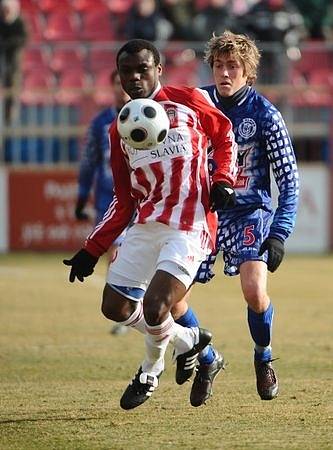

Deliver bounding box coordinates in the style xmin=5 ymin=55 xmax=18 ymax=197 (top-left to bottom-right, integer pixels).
xmin=193 ymin=88 xmax=238 ymax=186
xmin=263 ymin=109 xmax=299 ymax=241
xmin=84 ymin=123 xmax=136 ymax=257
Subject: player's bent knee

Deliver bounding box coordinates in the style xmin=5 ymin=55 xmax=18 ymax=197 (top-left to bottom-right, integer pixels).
xmin=101 ymin=283 xmax=135 ymax=322
xmin=243 ymin=286 xmax=269 ymax=313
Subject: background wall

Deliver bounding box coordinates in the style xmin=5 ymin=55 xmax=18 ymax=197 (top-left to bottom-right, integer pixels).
xmin=0 ymin=164 xmax=331 ymax=252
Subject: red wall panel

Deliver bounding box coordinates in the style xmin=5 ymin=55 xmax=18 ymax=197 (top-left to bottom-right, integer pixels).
xmin=9 ymin=169 xmax=93 ymax=250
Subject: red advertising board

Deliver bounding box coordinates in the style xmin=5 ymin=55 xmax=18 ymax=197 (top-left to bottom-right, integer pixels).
xmin=9 ymin=168 xmax=94 ymax=250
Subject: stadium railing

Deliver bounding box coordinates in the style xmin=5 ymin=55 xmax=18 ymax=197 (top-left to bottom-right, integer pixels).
xmin=1 ymin=40 xmax=332 ymax=165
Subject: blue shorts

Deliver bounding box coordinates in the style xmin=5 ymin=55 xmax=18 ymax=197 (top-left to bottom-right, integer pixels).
xmin=196 ymin=207 xmax=273 ymax=282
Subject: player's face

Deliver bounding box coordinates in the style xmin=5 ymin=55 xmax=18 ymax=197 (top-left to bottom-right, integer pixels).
xmin=117 ymin=49 xmax=162 ymax=99
xmin=212 ymin=53 xmax=248 ymax=97
xmin=112 ymin=74 xmax=130 ymax=109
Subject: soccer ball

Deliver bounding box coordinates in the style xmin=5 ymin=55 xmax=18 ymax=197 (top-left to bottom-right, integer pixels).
xmin=117 ymin=98 xmax=170 ymax=150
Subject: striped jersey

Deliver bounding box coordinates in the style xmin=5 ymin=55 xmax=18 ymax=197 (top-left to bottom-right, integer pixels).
xmin=200 ymin=85 xmax=299 ymax=242
xmin=85 ymin=84 xmax=238 ymax=257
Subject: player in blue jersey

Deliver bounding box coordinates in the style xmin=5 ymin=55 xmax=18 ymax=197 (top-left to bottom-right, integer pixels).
xmin=172 ymin=31 xmax=299 ymax=406
xmin=75 ymin=69 xmax=130 ymax=261
xmin=75 ymin=69 xmax=130 ymax=335
xmin=75 ymin=69 xmax=129 ymax=232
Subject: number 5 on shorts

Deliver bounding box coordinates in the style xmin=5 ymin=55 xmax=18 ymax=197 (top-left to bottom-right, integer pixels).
xmin=243 ymin=225 xmax=255 ymax=246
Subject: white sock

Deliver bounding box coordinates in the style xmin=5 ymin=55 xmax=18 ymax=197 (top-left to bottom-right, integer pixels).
xmin=171 ymin=323 xmax=199 ymax=357
xmin=116 ymin=301 xmax=199 ymax=359
xmin=117 ymin=300 xmax=146 ymax=334
xmin=142 ymin=315 xmax=198 ymax=376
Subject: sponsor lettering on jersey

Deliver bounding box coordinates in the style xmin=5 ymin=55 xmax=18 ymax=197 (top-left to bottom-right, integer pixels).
xmin=124 ymin=129 xmax=192 ymax=168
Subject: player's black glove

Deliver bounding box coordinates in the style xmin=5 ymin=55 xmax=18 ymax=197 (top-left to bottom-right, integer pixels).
xmin=258 ymin=237 xmax=285 ymax=273
xmin=63 ymin=249 xmax=98 ymax=282
xmin=209 ymin=181 xmax=236 ymax=212
xmin=75 ymin=197 xmax=89 ymax=221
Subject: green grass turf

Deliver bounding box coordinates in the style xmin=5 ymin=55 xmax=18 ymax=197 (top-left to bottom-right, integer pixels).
xmin=0 ymin=252 xmax=332 ymax=449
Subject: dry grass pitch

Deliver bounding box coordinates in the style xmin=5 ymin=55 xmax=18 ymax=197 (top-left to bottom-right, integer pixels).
xmin=0 ymin=252 xmax=332 ymax=449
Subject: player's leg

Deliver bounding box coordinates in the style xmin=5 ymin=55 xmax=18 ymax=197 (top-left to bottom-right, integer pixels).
xmin=102 ymin=283 xmax=145 ymax=329
xmin=172 ymin=287 xmax=216 ymax=365
xmin=183 ymin=236 xmax=225 ymax=406
xmin=120 ymin=269 xmax=212 ymax=410
xmin=143 ymin=270 xmax=211 ymax=376
xmin=172 ymin=294 xmax=225 ymax=407
xmin=105 ymin=223 xmax=212 ymax=409
xmin=239 ymin=260 xmax=278 ymax=400
xmin=172 ymin=287 xmax=222 ymax=378
xmin=97 ymin=219 xmax=130 ymax=336
xmin=217 ymin=207 xmax=278 ymax=400
xmin=107 ymin=241 xmax=130 ymax=336
xmin=94 ymin=209 xmax=129 ymax=336
xmin=101 ymin=224 xmax=153 ymax=334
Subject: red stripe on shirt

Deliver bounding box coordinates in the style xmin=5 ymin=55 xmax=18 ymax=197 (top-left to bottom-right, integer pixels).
xmin=138 ymin=162 xmax=164 ymax=223
xmin=179 ymin=115 xmax=200 ymax=229
xmin=156 ymin=157 xmax=185 ymax=226
xmin=134 ymin=167 xmax=151 ymax=198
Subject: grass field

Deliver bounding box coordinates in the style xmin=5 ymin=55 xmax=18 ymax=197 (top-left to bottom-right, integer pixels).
xmin=0 ymin=252 xmax=332 ymax=450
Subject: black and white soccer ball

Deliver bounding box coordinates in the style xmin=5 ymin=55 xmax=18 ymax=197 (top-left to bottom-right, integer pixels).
xmin=117 ymin=98 xmax=170 ymax=150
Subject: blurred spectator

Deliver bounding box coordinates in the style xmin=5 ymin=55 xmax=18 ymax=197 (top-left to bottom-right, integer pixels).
xmin=322 ymin=4 xmax=333 ymax=41
xmin=159 ymin=0 xmax=197 ymax=41
xmin=292 ymin=0 xmax=332 ymax=40
xmin=192 ymin=0 xmax=236 ymax=41
xmin=125 ymin=0 xmax=172 ymax=41
xmin=0 ymin=0 xmax=28 ymax=125
xmin=244 ymin=0 xmax=306 ymax=83
xmin=231 ymin=0 xmax=259 ymax=16
xmin=245 ymin=0 xmax=305 ymax=47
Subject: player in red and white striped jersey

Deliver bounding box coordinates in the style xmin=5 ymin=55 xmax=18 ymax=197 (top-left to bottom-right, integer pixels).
xmin=85 ymin=85 xmax=237 ymax=254
xmin=64 ymin=39 xmax=237 ymax=410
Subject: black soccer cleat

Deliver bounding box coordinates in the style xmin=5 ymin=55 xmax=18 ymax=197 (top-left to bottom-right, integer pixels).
xmin=175 ymin=328 xmax=212 ymax=385
xmin=120 ymin=367 xmax=160 ymax=410
xmin=254 ymin=359 xmax=279 ymax=400
xmin=190 ymin=351 xmax=225 ymax=407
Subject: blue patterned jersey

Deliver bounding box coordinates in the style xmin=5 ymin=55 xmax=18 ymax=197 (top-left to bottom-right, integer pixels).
xmin=199 ymin=85 xmax=299 ymax=242
xmin=78 ymin=107 xmax=117 ymax=218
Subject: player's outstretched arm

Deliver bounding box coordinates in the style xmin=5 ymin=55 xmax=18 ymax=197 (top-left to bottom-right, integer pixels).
xmin=63 ymin=249 xmax=99 ymax=283
xmin=258 ymin=237 xmax=285 ymax=273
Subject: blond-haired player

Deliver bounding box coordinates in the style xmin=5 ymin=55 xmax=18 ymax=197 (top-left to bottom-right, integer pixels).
xmin=173 ymin=31 xmax=299 ymax=406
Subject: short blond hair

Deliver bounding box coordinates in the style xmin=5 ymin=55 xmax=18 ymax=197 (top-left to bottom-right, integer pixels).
xmin=204 ymin=31 xmax=261 ymax=85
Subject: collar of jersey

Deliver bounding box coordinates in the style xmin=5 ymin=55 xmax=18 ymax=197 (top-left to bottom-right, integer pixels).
xmin=214 ymin=85 xmax=250 ymax=110
xmin=149 ymin=82 xmax=162 ymax=100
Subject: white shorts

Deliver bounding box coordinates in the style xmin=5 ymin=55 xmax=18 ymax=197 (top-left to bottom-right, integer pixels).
xmin=107 ymin=222 xmax=211 ymax=292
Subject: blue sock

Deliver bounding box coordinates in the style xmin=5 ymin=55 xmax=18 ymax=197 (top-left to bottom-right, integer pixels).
xmin=247 ymin=303 xmax=274 ymax=362
xmin=175 ymin=307 xmax=215 ymax=365
xmin=175 ymin=307 xmax=199 ymax=328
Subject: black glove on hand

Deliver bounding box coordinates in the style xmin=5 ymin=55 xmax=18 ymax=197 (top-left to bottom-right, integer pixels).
xmin=75 ymin=198 xmax=89 ymax=221
xmin=259 ymin=237 xmax=285 ymax=273
xmin=209 ymin=181 xmax=236 ymax=212
xmin=63 ymin=249 xmax=98 ymax=282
